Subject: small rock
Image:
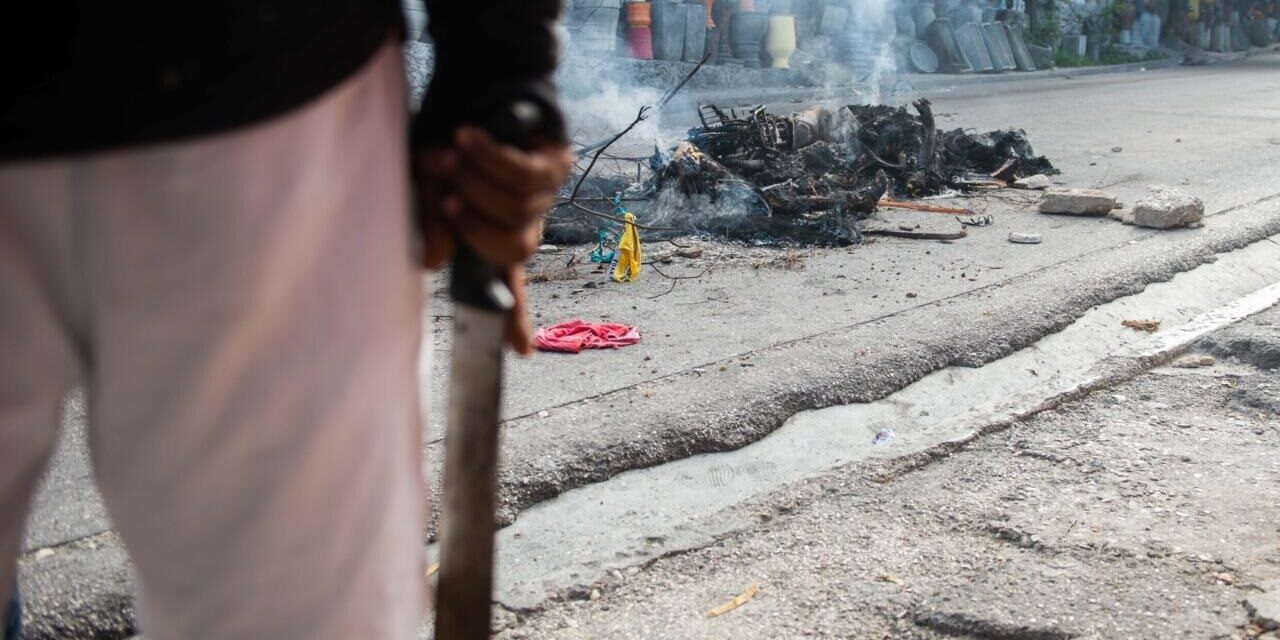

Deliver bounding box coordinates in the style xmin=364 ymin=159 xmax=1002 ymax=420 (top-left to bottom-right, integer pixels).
xmin=1251 ymin=580 xmax=1280 ymax=630
xmin=1013 ymin=174 xmax=1052 ymax=190
xmin=590 ymin=589 xmax=602 ymax=601
xmin=538 ymin=410 xmax=550 ymax=418
xmin=33 ymin=548 xmax=54 ymax=561
xmin=1132 ymin=184 xmax=1205 ymax=229
xmin=1108 ymin=206 xmax=1136 ymax=225
xmin=1214 ymin=572 xmax=1235 ymax=585
xmin=1040 ymin=187 xmax=1117 ymax=216
xmin=1009 ymin=231 xmax=1043 ymax=244
xmin=1122 ymin=319 xmax=1161 ymax=333
xmin=1173 ymin=355 xmax=1216 ymax=368
xmin=906 ymin=292 xmax=918 ymax=298
xmin=1111 ymin=146 xmax=1123 ymax=152
xmin=537 ymin=244 xmax=560 ymax=253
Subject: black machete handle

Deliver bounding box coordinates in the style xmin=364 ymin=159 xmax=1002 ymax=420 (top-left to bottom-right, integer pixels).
xmin=448 ymin=98 xmax=552 ymax=311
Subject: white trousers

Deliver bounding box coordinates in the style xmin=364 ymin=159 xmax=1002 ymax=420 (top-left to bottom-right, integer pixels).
xmin=0 ymin=42 xmax=426 ymax=639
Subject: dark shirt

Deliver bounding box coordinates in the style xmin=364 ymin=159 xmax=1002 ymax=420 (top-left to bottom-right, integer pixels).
xmin=1 ymin=1 xmax=562 ymax=161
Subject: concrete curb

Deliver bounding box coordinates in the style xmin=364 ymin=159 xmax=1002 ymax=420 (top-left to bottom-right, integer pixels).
xmin=682 ymin=47 xmax=1280 ymax=106
xmin=480 ymin=192 xmax=1280 ymax=538
xmin=908 ymin=54 xmax=1184 ymax=87
xmin=687 ymin=55 xmax=1185 ymax=106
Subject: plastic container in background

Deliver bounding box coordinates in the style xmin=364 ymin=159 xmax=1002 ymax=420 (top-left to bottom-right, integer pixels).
xmin=765 ymin=14 xmax=796 ymax=68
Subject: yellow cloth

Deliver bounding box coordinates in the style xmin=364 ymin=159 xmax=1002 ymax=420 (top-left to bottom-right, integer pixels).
xmin=612 ymin=212 xmax=642 ymax=282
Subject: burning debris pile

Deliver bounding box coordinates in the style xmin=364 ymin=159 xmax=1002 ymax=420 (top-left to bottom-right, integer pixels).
xmin=642 ymin=98 xmax=1056 ymax=245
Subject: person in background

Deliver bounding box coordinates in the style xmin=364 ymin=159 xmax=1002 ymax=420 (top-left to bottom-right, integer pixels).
xmin=0 ymin=2 xmax=569 ymax=638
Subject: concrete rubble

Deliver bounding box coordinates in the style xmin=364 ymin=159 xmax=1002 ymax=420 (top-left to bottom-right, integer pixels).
xmin=1132 ymin=184 xmax=1206 ymax=229
xmin=1245 ymin=580 xmax=1280 ymax=631
xmin=1039 ymin=187 xmax=1118 ymax=215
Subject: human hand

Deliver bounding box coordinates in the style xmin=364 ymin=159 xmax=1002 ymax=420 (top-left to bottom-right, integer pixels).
xmin=415 ymin=126 xmax=572 ymax=355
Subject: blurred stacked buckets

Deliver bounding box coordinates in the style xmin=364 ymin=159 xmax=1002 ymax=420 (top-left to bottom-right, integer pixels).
xmin=626 ymin=1 xmax=655 ymax=59
xmin=568 ymin=0 xmax=624 ymax=54
xmin=569 ymin=0 xmax=711 ymax=62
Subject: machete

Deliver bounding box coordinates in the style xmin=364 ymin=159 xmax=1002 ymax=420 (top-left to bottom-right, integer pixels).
xmin=434 ymin=100 xmax=544 ymax=640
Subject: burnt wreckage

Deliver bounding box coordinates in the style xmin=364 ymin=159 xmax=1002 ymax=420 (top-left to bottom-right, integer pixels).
xmin=648 ymin=99 xmax=1056 ymax=245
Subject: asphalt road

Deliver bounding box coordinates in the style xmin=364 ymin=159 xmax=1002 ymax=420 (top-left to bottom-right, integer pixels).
xmin=497 ymin=306 xmax=1280 ymax=640
xmin=15 ymin=52 xmax=1280 ymax=639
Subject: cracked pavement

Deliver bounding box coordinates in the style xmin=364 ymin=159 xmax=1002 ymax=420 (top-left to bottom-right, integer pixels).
xmin=495 ymin=308 xmax=1280 ymax=639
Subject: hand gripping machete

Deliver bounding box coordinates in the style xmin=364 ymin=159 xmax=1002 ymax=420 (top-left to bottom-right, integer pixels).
xmin=434 ymin=99 xmax=545 ymax=640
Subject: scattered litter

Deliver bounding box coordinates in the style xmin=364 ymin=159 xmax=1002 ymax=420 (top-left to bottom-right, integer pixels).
xmin=877 ymin=574 xmax=906 ymax=587
xmin=1214 ymin=572 xmax=1235 ymax=585
xmin=610 ymin=211 xmax=643 ymax=282
xmin=873 ymin=428 xmax=896 ymax=445
xmin=535 ymin=320 xmax=641 ymax=353
xmin=1008 ymin=232 xmax=1042 ymax=244
xmin=426 ymin=562 xmax=439 ymax=577
xmin=538 ymin=410 xmax=551 ymax=418
xmin=34 ymin=548 xmax=54 ymax=561
xmin=536 ymin=244 xmax=560 ymax=253
xmin=650 ymin=247 xmax=705 ymax=263
xmin=958 ymin=215 xmax=994 ymax=227
xmin=1111 ymin=146 xmax=1123 ymax=153
xmin=1122 ymin=319 xmax=1161 ymax=333
xmin=1013 ymin=174 xmax=1052 ymax=190
xmin=706 ymin=583 xmax=760 ymax=618
xmin=590 ymin=228 xmax=617 ymax=264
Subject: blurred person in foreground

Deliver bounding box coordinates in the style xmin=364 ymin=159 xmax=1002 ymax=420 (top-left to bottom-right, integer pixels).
xmin=0 ymin=2 xmax=569 ymax=638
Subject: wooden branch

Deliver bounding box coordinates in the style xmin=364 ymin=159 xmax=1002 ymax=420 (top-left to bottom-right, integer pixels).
xmin=877 ymin=199 xmax=977 ymax=216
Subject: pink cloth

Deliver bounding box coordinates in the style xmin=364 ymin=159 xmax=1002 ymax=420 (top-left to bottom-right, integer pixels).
xmin=535 ymin=320 xmax=641 ymax=353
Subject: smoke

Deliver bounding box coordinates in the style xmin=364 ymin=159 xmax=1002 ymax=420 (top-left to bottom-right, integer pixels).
xmin=555 ymin=61 xmax=670 ymax=153
xmin=644 ymin=180 xmax=764 ymax=231
xmin=844 ymin=0 xmax=905 ymax=105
